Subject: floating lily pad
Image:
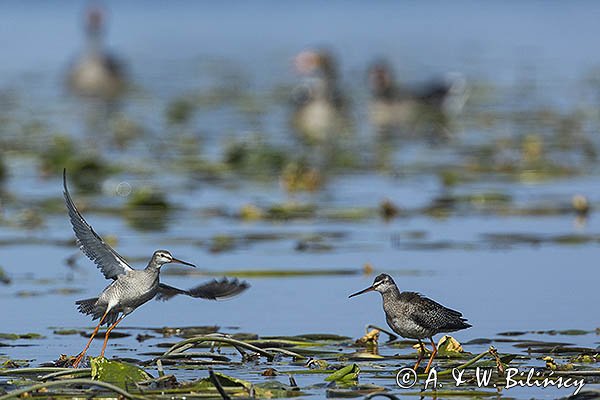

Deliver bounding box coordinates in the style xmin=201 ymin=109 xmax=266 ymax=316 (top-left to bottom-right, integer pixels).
xmin=0 ymin=333 xmax=43 ymax=340
xmin=325 ymin=364 xmax=360 ymax=383
xmin=90 ymin=357 xmax=152 ymax=389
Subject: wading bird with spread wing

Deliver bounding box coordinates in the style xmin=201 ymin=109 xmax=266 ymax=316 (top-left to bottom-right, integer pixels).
xmin=63 ymin=170 xmax=248 ymax=367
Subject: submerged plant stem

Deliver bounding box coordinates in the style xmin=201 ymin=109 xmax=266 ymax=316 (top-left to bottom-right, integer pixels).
xmin=161 ymin=334 xmax=276 ymax=360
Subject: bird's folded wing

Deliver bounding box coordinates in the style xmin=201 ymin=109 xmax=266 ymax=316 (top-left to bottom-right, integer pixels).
xmin=411 ymin=294 xmax=466 ymax=328
xmin=63 ymin=170 xmax=133 ymax=280
xmin=156 ymin=278 xmax=249 ymax=301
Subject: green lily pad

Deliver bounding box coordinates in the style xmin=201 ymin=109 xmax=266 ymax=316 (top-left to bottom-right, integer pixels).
xmin=0 ymin=333 xmax=43 ymax=340
xmin=325 ymin=364 xmax=360 ymax=383
xmin=190 ymin=371 xmax=252 ymax=391
xmin=90 ymin=357 xmax=152 ymax=389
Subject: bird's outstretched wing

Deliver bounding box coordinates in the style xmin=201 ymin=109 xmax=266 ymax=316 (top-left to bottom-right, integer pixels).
xmin=156 ymin=278 xmax=249 ymax=301
xmin=63 ymin=169 xmax=133 ymax=280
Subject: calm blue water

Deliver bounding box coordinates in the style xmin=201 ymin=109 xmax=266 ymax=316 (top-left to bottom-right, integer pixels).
xmin=1 ymin=2 xmax=600 ymax=398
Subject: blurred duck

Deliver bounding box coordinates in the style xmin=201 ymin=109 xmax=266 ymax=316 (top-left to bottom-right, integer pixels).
xmin=291 ymin=49 xmax=350 ymax=143
xmin=67 ymin=7 xmax=127 ymax=99
xmin=368 ymin=60 xmax=467 ymax=135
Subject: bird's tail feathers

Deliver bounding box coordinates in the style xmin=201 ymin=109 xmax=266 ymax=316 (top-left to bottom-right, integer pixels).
xmin=76 ymin=298 xmax=119 ymax=327
xmin=76 ymin=297 xmax=99 ymax=316
xmin=444 ymin=318 xmax=472 ymax=332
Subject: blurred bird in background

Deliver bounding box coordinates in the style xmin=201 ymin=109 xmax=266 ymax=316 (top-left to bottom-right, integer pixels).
xmin=290 ymin=49 xmax=352 ymax=144
xmin=66 ymin=5 xmax=127 ymax=100
xmin=368 ymin=60 xmax=467 ymax=137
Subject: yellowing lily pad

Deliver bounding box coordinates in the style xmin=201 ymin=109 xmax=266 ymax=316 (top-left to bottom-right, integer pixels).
xmin=437 ymin=335 xmax=464 ymax=356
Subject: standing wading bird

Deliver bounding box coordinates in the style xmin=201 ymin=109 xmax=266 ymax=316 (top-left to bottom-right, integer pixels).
xmin=349 ymin=274 xmax=470 ymax=373
xmin=63 ymin=170 xmax=249 ymax=368
xmin=291 ymin=49 xmax=350 ymax=143
xmin=66 ymin=6 xmax=127 ymax=99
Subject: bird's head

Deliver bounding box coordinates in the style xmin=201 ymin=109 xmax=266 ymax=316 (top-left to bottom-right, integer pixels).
xmin=151 ymin=250 xmax=196 ymax=269
xmin=368 ymin=61 xmax=395 ymax=96
xmin=294 ymin=49 xmax=337 ymax=79
xmin=85 ymin=6 xmax=105 ymax=36
xmin=349 ymin=273 xmax=396 ymax=298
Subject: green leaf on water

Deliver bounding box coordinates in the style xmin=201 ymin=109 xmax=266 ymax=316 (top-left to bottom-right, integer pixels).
xmin=326 ymin=383 xmax=386 ymax=397
xmin=90 ymin=357 xmax=152 ymax=389
xmin=324 ymin=364 xmax=360 ymax=383
xmin=183 ymin=372 xmax=302 ymax=398
xmin=192 ymin=371 xmax=252 ymax=391
xmin=0 ymin=266 xmax=10 ymax=285
xmin=0 ymin=333 xmax=43 ymax=340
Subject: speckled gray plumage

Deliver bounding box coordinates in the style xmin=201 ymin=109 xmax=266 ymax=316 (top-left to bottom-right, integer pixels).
xmin=382 ymin=286 xmax=471 ymax=340
xmin=350 ymin=273 xmax=471 ymax=341
xmin=350 ymin=273 xmax=470 ymax=373
xmin=77 ymin=267 xmax=158 ymax=326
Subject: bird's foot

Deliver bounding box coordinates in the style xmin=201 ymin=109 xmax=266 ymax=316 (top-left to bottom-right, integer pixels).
xmin=71 ymin=352 xmax=87 ymax=368
xmin=413 ymin=365 xmax=426 ymax=375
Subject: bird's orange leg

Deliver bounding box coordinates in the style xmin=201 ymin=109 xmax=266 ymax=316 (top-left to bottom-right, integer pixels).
xmin=424 ymin=337 xmax=438 ymax=374
xmin=72 ymin=311 xmax=109 ymax=368
xmin=413 ymin=340 xmax=427 ymax=371
xmin=99 ymin=314 xmax=126 ymax=358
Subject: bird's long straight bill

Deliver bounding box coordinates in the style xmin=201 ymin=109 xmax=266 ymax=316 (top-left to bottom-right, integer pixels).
xmin=349 ymin=286 xmax=375 ymax=298
xmin=171 ymin=258 xmax=197 ymax=268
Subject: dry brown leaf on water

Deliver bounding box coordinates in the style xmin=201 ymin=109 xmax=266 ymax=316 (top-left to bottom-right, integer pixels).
xmin=489 ymin=346 xmax=505 ymax=376
xmin=262 ymin=368 xmax=278 ymax=376
xmin=355 ymin=329 xmax=380 ymax=347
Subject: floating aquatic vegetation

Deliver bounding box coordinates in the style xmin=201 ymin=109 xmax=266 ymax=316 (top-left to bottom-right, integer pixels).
xmin=68 ymin=158 xmax=113 ymax=193
xmin=153 ymin=326 xmax=220 ymax=339
xmin=379 ymin=199 xmax=401 ymax=220
xmin=38 ymin=135 xmax=76 ymax=176
xmin=239 ymin=204 xmax=264 ymax=221
xmin=224 ymin=137 xmax=288 ymax=177
xmin=109 ymin=114 xmax=144 ymax=149
xmin=0 ymin=266 xmax=10 ymax=285
xmin=572 ymin=194 xmax=590 ymax=216
xmin=280 ymin=160 xmax=323 ymax=192
xmin=90 ymin=357 xmax=152 ymax=389
xmin=0 ymin=328 xmax=597 ymax=399
xmin=266 ymin=203 xmax=316 ymax=220
xmin=0 ymin=156 xmax=5 ymax=183
xmin=124 ymin=188 xmax=171 ymax=231
xmin=164 ymin=267 xmax=362 ymax=279
xmin=436 ymin=335 xmax=465 ymax=357
xmin=209 ymin=234 xmax=236 ymax=253
xmin=1 ymin=359 xmax=29 ymax=369
xmin=295 ymin=238 xmax=333 ymax=253
xmin=39 ymin=136 xmax=112 ymax=192
xmin=324 ymin=363 xmax=360 ymax=384
xmin=166 ymin=97 xmax=195 ymax=124
xmin=15 ymin=208 xmax=44 ymax=229
xmin=52 ymin=330 xmax=82 ymax=336
xmin=0 ymin=333 xmax=43 ymax=340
